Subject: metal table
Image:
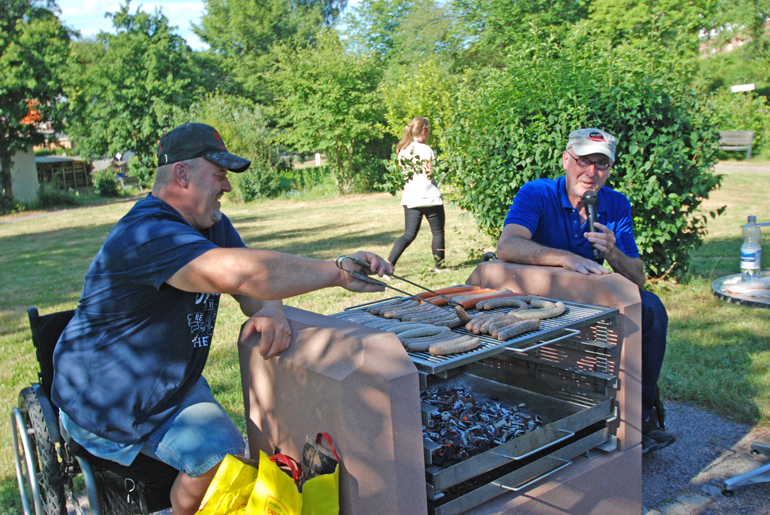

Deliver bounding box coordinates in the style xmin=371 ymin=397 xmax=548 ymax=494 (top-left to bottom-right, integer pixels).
xmin=712 ymin=272 xmax=770 ymax=495
xmin=712 ymin=272 xmax=770 ymax=309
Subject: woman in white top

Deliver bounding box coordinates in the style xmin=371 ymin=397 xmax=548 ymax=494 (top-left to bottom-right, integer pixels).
xmin=387 ymin=117 xmax=446 ymax=270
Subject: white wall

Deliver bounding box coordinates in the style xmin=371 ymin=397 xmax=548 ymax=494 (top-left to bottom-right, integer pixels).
xmin=11 ymin=147 xmax=39 ymax=203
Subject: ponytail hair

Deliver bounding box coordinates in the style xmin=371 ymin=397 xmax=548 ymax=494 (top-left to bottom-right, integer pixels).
xmin=396 ymin=117 xmax=429 ymax=153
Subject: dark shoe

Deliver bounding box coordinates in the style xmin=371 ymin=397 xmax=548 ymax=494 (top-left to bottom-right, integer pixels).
xmin=642 ymin=417 xmax=676 ymax=453
xmin=642 ymin=434 xmax=662 ymax=455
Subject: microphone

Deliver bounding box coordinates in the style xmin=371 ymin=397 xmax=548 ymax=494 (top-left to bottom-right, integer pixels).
xmin=582 ymin=191 xmax=601 ymax=261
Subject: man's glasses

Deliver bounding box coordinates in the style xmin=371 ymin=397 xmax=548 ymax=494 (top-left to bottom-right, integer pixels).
xmin=565 ymin=150 xmax=612 ymax=171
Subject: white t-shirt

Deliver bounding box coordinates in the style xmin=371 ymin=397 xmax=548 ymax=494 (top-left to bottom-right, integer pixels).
xmin=398 ymin=141 xmax=442 ymax=208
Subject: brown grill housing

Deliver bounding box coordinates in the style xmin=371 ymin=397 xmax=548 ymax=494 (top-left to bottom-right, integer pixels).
xmin=239 ymin=262 xmax=643 ymax=515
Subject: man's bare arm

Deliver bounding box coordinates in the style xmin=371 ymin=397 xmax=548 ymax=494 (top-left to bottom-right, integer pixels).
xmin=497 ymin=224 xmax=611 ymax=276
xmin=166 ymin=249 xmax=391 ymax=300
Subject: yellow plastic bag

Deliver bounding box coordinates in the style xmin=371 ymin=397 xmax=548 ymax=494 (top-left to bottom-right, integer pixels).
xmin=300 ymin=433 xmax=339 ymax=515
xmin=198 ymin=454 xmax=259 ymax=515
xmin=301 ymin=464 xmax=339 ymax=515
xmin=247 ymin=450 xmax=303 ymax=515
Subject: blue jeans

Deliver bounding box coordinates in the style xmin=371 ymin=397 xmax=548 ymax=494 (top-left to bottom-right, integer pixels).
xmin=640 ymin=290 xmax=668 ymax=420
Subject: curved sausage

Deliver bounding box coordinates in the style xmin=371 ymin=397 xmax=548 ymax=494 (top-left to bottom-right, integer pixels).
xmin=509 ymin=301 xmax=566 ymax=320
xmin=496 ymin=319 xmax=541 ymax=341
xmin=429 ymin=336 xmax=482 ymax=355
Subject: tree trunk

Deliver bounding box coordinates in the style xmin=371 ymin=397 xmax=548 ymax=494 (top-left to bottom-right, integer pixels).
xmin=1 ymin=152 xmax=14 ymax=201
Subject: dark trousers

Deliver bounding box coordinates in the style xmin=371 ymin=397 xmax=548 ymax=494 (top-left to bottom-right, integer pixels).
xmin=388 ymin=205 xmax=445 ymax=267
xmin=640 ymin=290 xmax=668 ymax=419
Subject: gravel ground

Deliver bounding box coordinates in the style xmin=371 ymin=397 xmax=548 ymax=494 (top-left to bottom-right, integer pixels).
xmin=642 ymin=401 xmax=770 ymax=514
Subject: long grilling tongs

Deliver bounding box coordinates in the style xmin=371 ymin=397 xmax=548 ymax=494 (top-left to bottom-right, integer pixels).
xmin=335 ymin=255 xmax=472 ymax=323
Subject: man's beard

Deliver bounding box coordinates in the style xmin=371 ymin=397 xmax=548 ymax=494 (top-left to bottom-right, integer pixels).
xmin=211 ymin=207 xmax=223 ymax=224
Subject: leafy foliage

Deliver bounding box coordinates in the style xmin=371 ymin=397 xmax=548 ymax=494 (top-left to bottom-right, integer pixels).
xmin=35 ymin=182 xmax=81 ymax=208
xmin=343 ymin=0 xmax=456 ymax=64
xmin=93 ymin=170 xmax=121 ymax=197
xmin=194 ymin=0 xmax=344 ymax=102
xmin=128 ymin=155 xmax=154 ymax=191
xmin=0 ymin=0 xmax=70 ymax=201
xmin=174 ymin=93 xmax=282 ymax=201
xmin=63 ymin=1 xmax=198 ymax=184
xmin=705 ymin=0 xmax=770 ymax=57
xmin=381 ymin=57 xmax=460 ymax=152
xmin=709 ymin=90 xmax=770 ymax=158
xmin=273 ymin=30 xmax=384 ymax=193
xmin=443 ymin=34 xmax=725 ymax=279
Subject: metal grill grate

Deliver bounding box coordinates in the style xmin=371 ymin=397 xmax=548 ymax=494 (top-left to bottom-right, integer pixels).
xmin=338 ymin=297 xmax=618 ymax=374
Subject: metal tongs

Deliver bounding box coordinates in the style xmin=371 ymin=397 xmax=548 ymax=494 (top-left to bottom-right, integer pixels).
xmin=335 ymin=255 xmax=472 ymax=322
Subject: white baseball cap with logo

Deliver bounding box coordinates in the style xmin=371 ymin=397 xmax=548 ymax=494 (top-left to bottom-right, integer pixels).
xmin=567 ymin=128 xmax=617 ymax=163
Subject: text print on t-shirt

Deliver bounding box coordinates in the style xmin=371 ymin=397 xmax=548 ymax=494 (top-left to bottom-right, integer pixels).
xmin=187 ymin=293 xmax=220 ymax=348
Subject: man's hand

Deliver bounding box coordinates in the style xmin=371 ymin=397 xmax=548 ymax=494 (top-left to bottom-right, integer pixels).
xmin=562 ymin=254 xmax=611 ymax=276
xmin=584 ymin=222 xmax=618 ymax=259
xmin=585 ymin=222 xmax=647 ymax=287
xmin=339 ymin=251 xmax=394 ymax=293
xmin=238 ymin=303 xmax=291 ymax=360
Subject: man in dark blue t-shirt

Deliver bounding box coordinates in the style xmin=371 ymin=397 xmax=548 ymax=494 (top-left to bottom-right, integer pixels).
xmin=52 ymin=123 xmax=393 ymax=514
xmin=497 ymin=128 xmax=675 ymax=456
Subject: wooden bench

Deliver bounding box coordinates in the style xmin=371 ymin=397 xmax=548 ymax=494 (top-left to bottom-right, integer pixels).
xmin=719 ymin=130 xmax=755 ymax=160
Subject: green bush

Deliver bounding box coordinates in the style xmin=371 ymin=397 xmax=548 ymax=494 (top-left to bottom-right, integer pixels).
xmin=443 ymin=37 xmax=724 ymax=280
xmin=36 ymin=182 xmax=81 ymax=208
xmin=93 ymin=170 xmax=121 ymax=198
xmin=229 ymin=163 xmax=283 ymax=202
xmin=708 ymin=90 xmax=770 ymax=159
xmin=128 ymin=156 xmax=155 ymax=190
xmin=1 ymin=195 xmax=25 ymax=214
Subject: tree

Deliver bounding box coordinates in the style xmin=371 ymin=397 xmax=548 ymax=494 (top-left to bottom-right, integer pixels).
xmin=453 ymin=0 xmax=590 ymax=67
xmin=273 ymin=30 xmax=384 ymax=193
xmin=589 ymin=0 xmax=706 ymax=65
xmin=343 ymin=0 xmax=458 ymax=66
xmin=63 ymin=1 xmax=197 ymax=188
xmin=0 ymin=0 xmax=70 ymax=205
xmin=708 ymin=0 xmax=770 ymax=57
xmin=194 ymin=0 xmax=346 ymax=102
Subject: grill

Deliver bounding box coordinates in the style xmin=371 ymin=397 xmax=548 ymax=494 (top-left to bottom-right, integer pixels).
xmin=239 ymin=262 xmax=644 ymax=515
xmin=340 ymin=297 xmax=618 ymax=375
xmin=334 ymin=296 xmax=619 ymax=515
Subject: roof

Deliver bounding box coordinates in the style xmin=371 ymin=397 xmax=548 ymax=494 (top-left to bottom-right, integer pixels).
xmin=91 ymin=158 xmax=129 ymax=171
xmin=36 ymin=156 xmax=86 ymax=164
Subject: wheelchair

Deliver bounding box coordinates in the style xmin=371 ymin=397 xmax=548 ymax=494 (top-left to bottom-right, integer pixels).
xmin=11 ymin=307 xmax=179 ymax=515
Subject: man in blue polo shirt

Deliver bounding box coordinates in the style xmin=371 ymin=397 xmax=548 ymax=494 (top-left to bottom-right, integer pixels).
xmin=497 ymin=127 xmax=675 ymax=455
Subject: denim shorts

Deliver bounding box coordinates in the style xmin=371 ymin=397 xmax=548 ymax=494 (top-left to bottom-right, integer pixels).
xmin=140 ymin=376 xmax=246 ymax=477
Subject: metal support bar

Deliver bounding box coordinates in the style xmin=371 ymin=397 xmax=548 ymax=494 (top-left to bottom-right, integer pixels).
xmin=506 ymin=328 xmax=582 ymax=354
xmin=493 ymin=457 xmax=572 ymax=492
xmin=490 ymin=429 xmax=575 ymax=461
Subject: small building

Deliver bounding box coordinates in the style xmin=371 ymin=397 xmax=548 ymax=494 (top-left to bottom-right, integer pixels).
xmin=36 ymin=155 xmax=91 ymax=190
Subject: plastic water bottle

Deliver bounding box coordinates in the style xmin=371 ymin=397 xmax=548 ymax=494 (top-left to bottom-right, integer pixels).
xmin=741 ymin=215 xmax=762 ymax=279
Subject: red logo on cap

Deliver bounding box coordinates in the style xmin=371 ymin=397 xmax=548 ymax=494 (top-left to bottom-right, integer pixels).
xmin=588 ymin=132 xmax=605 ymax=142
xmin=213 ymin=131 xmax=222 ymax=141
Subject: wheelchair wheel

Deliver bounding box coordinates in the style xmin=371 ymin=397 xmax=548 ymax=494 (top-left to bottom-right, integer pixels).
xmin=15 ymin=387 xmax=67 ymax=515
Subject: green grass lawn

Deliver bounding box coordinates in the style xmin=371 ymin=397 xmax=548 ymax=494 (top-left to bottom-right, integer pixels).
xmin=1 ymin=164 xmax=769 ymax=511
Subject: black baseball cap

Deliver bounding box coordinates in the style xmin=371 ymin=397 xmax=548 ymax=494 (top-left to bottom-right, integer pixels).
xmin=157 ymin=122 xmax=251 ymax=173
